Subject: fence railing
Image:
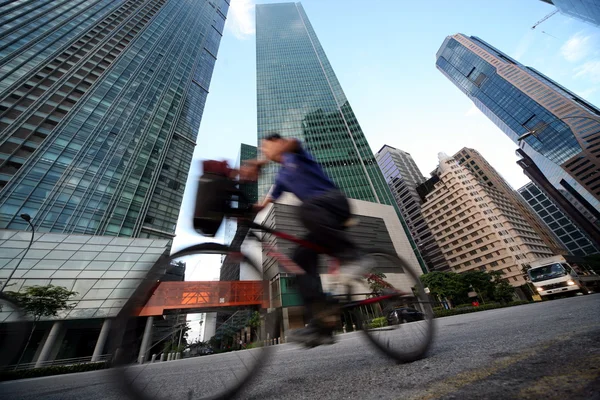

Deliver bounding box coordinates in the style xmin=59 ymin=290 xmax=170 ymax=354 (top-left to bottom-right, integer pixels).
xmin=6 ymin=354 xmax=111 ymax=371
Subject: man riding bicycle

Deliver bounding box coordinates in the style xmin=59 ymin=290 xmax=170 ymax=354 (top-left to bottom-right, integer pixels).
xmin=241 ymin=133 xmax=370 ymax=347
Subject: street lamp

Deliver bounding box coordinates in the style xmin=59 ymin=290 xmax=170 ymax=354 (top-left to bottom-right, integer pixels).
xmin=0 ymin=214 xmax=35 ymax=293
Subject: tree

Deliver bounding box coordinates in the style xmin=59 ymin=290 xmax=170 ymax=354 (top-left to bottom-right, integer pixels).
xmin=488 ymin=270 xmax=515 ymax=303
xmin=420 ymin=271 xmax=469 ymax=307
xmin=461 ymin=270 xmax=495 ymax=303
xmin=248 ymin=311 xmax=261 ymax=342
xmin=366 ymin=271 xmax=387 ymax=297
xmin=6 ymin=285 xmax=77 ymax=366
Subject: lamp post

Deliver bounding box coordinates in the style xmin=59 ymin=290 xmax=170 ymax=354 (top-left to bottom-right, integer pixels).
xmin=1 ymin=214 xmax=35 ymax=293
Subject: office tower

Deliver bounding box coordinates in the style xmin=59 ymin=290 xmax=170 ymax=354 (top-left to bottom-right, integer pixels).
xmin=256 ymin=3 xmax=395 ymax=203
xmin=436 ymin=34 xmax=600 ymax=221
xmin=540 ymin=0 xmax=600 ymax=27
xmin=453 ymin=148 xmax=566 ymax=255
xmin=376 ymin=145 xmax=449 ymax=272
xmin=516 ymin=148 xmax=600 ymax=237
xmin=0 ymin=0 xmax=228 ymax=239
xmin=421 ymin=153 xmax=555 ymax=286
xmin=518 ymin=182 xmax=600 ymax=255
xmin=255 ymin=2 xmax=425 ymax=271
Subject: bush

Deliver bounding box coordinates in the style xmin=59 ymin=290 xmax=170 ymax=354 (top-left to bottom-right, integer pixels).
xmin=245 ymin=342 xmax=263 ymax=349
xmin=433 ymin=301 xmax=530 ymax=318
xmin=0 ymin=361 xmax=108 ymax=382
xmin=369 ymin=317 xmax=388 ymax=328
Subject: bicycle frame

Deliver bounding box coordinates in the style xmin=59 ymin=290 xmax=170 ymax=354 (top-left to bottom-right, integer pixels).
xmin=238 ymin=218 xmax=408 ymax=309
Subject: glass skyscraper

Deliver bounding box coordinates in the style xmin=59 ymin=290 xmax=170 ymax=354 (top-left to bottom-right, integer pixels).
xmin=436 ymin=34 xmax=600 ymax=218
xmin=540 ymin=0 xmax=600 ymax=27
xmin=255 ymin=2 xmax=425 ymax=270
xmin=376 ymin=145 xmax=449 ymax=272
xmin=0 ymin=0 xmax=228 ymax=239
xmin=518 ymin=182 xmax=599 ymax=256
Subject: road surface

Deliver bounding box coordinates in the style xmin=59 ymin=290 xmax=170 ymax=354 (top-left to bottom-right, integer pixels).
xmin=1 ymin=295 xmax=599 ymax=400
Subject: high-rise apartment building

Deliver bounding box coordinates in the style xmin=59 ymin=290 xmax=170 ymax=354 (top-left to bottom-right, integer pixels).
xmin=436 ymin=34 xmax=600 ymax=221
xmin=421 ymin=153 xmax=555 ymax=286
xmin=0 ymin=0 xmax=228 ymax=239
xmin=376 ymin=145 xmax=449 ymax=272
xmin=518 ymin=182 xmax=600 ymax=255
xmin=540 ymin=0 xmax=600 ymax=27
xmin=452 ymin=148 xmax=566 ymax=255
xmin=255 ymin=2 xmax=424 ymax=270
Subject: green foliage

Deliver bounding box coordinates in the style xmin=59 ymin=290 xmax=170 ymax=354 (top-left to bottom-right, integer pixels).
xmin=421 ymin=270 xmax=515 ymax=306
xmin=369 ymin=317 xmax=388 ymax=328
xmin=0 ymin=361 xmax=108 ymax=382
xmin=5 ymin=285 xmax=77 ymax=322
xmin=366 ymin=271 xmax=387 ymax=297
xmin=248 ymin=311 xmax=260 ymax=328
xmin=420 ymin=271 xmax=469 ymax=305
xmin=433 ymin=301 xmax=530 ymax=318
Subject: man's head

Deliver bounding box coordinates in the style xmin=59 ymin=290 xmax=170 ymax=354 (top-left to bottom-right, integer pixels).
xmin=261 ymin=132 xmax=284 ymax=162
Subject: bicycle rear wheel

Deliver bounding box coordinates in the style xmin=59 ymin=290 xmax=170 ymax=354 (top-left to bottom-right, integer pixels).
xmin=108 ymin=242 xmax=278 ymax=400
xmin=352 ymin=252 xmax=434 ymax=363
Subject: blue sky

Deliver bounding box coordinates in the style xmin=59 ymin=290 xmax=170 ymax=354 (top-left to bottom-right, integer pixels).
xmin=177 ymin=0 xmax=600 ymax=282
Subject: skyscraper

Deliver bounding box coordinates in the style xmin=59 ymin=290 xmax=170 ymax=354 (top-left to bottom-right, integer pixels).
xmin=436 ymin=34 xmax=600 ymax=219
xmin=452 ymin=148 xmax=566 ymax=256
xmin=421 ymin=153 xmax=555 ymax=287
xmin=540 ymin=0 xmax=600 ymax=27
xmin=516 ymin=148 xmax=600 ymax=236
xmin=518 ymin=182 xmax=600 ymax=255
xmin=376 ymin=145 xmax=449 ymax=272
xmin=256 ymin=2 xmax=425 ymax=270
xmin=0 ymin=0 xmax=228 ymax=239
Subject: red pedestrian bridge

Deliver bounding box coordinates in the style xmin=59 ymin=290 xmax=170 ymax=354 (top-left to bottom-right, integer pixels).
xmin=138 ymin=280 xmax=269 ymax=316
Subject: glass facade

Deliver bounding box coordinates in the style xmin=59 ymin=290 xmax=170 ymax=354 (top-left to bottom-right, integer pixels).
xmin=256 ymin=3 xmax=425 ymax=270
xmin=0 ymin=230 xmax=169 ymax=321
xmin=518 ymin=182 xmax=599 ymax=256
xmin=0 ymin=0 xmax=229 ymax=239
xmin=376 ymin=145 xmax=448 ymax=272
xmin=436 ymin=34 xmax=600 ymax=216
xmin=543 ymin=0 xmax=600 ymax=27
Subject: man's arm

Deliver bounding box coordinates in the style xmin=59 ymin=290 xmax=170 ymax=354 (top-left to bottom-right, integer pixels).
xmin=239 ymin=159 xmax=269 ymax=181
xmin=255 ymin=183 xmax=282 ymax=212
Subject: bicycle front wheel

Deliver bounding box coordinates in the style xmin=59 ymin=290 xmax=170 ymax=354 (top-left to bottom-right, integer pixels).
xmin=108 ymin=242 xmax=277 ymax=400
xmin=354 ymin=252 xmax=435 ymax=363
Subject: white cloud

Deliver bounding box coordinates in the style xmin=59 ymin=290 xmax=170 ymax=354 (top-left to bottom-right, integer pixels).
xmin=574 ymin=60 xmax=600 ymax=83
xmin=465 ymin=104 xmax=481 ymax=117
xmin=560 ymin=32 xmax=594 ymax=62
xmin=577 ymin=87 xmax=598 ymax=99
xmin=226 ymin=0 xmax=255 ymax=40
xmin=513 ymin=32 xmax=535 ymax=61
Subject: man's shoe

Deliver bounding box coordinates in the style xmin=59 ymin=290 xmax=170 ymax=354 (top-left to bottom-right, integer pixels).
xmin=287 ymin=325 xmax=335 ymax=348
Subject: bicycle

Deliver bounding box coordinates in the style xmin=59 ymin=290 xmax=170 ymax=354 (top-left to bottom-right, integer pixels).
xmin=107 ymin=177 xmax=435 ymax=400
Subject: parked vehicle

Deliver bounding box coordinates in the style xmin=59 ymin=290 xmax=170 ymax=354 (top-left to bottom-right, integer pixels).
xmin=527 ymin=255 xmax=600 ymax=299
xmin=386 ymin=307 xmax=425 ymax=325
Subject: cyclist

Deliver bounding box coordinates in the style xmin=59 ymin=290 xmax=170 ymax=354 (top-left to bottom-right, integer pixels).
xmin=241 ymin=133 xmax=370 ymax=347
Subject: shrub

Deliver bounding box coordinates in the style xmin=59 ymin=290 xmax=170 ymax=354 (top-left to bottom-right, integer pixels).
xmin=369 ymin=317 xmax=388 ymax=328
xmin=433 ymin=301 xmax=531 ymax=318
xmin=0 ymin=361 xmax=108 ymax=382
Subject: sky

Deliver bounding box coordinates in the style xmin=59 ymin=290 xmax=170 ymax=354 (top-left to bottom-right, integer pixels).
xmin=176 ymin=0 xmax=600 ymax=339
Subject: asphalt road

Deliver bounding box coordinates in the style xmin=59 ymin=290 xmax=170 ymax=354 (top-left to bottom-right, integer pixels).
xmin=1 ymin=295 xmax=599 ymax=400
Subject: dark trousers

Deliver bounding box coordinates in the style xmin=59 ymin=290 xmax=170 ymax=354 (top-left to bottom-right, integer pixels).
xmin=291 ymin=190 xmax=359 ymax=320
